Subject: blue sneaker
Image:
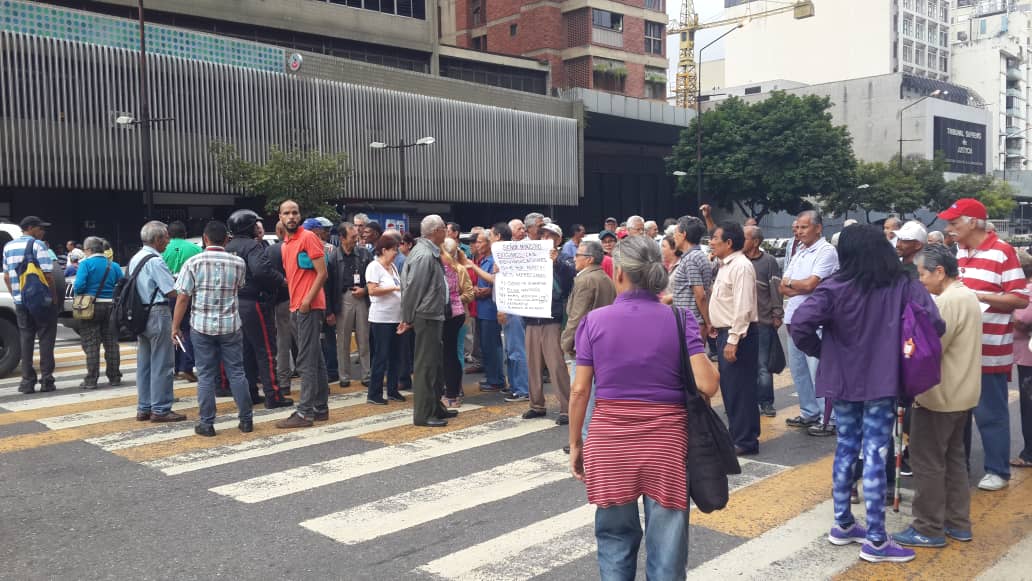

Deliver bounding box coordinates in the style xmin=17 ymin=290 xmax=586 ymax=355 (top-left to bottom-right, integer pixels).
xmin=945 ymin=528 xmax=973 ymax=542
xmin=860 ymin=539 xmax=916 ymax=563
xmin=893 ymin=526 xmax=947 ymax=548
xmin=828 ymin=523 xmax=868 ymax=546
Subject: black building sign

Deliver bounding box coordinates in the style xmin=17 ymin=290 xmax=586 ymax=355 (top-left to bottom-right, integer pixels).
xmin=933 ymin=117 xmax=987 ymax=174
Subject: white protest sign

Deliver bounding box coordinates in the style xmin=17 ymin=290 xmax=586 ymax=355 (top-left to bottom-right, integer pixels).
xmin=492 ymin=240 xmax=554 ymax=319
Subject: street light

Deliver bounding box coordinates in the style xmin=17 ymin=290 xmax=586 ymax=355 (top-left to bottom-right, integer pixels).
xmin=696 ymin=24 xmax=743 ymax=214
xmin=368 ymin=136 xmax=436 ymax=201
xmin=898 ymin=89 xmax=947 ymax=169
xmin=115 ymin=114 xmax=174 ymax=127
xmin=672 ymin=170 xmax=688 ymax=177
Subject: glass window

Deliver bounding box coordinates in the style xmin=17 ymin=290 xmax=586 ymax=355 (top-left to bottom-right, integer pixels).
xmin=903 ymin=15 xmax=913 ymax=36
xmin=941 ymin=54 xmax=948 ymax=72
xmin=928 ymin=1 xmax=936 ymax=19
xmin=645 ymin=21 xmax=663 ymax=54
xmin=941 ymin=3 xmax=948 ymax=21
xmin=903 ymin=43 xmax=913 ymax=63
xmin=904 ymin=0 xmax=912 ymax=9
xmin=917 ymin=19 xmax=925 ymax=39
xmin=941 ymin=30 xmax=948 ymax=47
xmin=916 ymin=47 xmax=925 ymax=66
xmin=929 ymin=23 xmax=937 ymax=44
xmin=592 ymin=10 xmax=623 ymax=31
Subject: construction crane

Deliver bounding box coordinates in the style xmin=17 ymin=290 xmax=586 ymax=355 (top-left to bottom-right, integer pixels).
xmin=669 ymin=0 xmax=815 ymax=108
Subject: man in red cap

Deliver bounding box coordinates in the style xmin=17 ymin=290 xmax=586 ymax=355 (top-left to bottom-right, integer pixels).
xmin=940 ymin=198 xmax=1028 ymax=492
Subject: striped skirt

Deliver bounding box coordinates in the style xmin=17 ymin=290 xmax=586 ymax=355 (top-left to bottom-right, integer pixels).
xmin=583 ymin=399 xmax=689 ymax=511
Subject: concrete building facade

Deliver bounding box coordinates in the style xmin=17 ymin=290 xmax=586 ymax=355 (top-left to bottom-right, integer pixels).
xmin=720 ymin=0 xmax=951 ymax=87
xmin=441 ymin=0 xmax=671 ymax=100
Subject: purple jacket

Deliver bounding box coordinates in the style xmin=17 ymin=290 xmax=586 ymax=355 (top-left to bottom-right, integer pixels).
xmin=789 ymin=276 xmax=945 ymax=402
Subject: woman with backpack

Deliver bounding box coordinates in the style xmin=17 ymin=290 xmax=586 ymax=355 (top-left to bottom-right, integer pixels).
xmin=74 ymin=237 xmax=124 ymax=389
xmin=790 ymin=225 xmax=944 ymax=564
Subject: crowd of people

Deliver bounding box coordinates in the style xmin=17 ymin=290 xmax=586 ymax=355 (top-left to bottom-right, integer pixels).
xmin=2 ymin=197 xmax=1031 ymax=578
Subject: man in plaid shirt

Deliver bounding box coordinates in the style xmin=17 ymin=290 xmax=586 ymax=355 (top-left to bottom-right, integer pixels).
xmin=172 ymin=220 xmax=252 ymax=437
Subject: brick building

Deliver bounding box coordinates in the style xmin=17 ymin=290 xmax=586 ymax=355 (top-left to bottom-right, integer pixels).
xmin=441 ymin=0 xmax=670 ymax=100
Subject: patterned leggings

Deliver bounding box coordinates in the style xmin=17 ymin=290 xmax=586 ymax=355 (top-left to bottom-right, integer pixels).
xmin=832 ymin=397 xmax=895 ymax=543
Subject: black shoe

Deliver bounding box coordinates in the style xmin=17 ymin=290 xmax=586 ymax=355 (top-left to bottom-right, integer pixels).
xmin=214 ymin=389 xmax=232 ymax=397
xmin=360 ymin=379 xmax=371 ymax=387
xmin=251 ymin=395 xmax=266 ymax=406
xmin=339 ymin=378 xmax=352 ymax=387
xmin=735 ymin=446 xmax=759 ymax=456
xmin=388 ymin=393 xmax=406 ymax=402
xmin=786 ymin=415 xmax=820 ymax=428
xmin=522 ymin=409 xmax=547 ymax=419
xmin=264 ymin=396 xmax=294 ymax=409
xmin=17 ymin=384 xmax=35 ymax=394
xmin=39 ymin=383 xmax=56 ymax=393
xmin=194 ymin=423 xmax=216 ymax=437
xmin=416 ymin=418 xmax=448 ymax=427
xmin=367 ymin=398 xmax=388 ymax=406
xmin=440 ymin=410 xmax=459 ymax=418
xmin=807 ymin=423 xmax=837 ymax=437
xmin=760 ymin=403 xmax=777 ymax=417
xmin=108 ymin=379 xmax=122 ymax=387
xmin=563 ymin=445 xmax=571 ymax=454
xmin=238 ymin=420 xmax=253 ymax=433
xmin=291 ymin=370 xmax=300 ymax=378
xmin=79 ymin=382 xmax=98 ymax=390
xmin=556 ymin=414 xmax=569 ymax=425
xmin=900 ymin=459 xmax=913 ymax=477
xmin=327 ymin=375 xmax=340 ymax=384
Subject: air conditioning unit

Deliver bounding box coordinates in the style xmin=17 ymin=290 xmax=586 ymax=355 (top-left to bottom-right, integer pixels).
xmin=958 ymin=31 xmax=969 ymax=41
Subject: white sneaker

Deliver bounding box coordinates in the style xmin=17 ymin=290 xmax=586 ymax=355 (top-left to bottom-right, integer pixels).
xmin=978 ymin=473 xmax=1008 ymax=491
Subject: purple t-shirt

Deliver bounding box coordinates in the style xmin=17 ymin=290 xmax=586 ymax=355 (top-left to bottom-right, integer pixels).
xmin=575 ymin=289 xmax=705 ymax=404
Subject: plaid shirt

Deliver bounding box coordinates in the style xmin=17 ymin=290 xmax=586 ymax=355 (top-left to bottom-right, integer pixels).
xmin=672 ymin=246 xmax=713 ymax=325
xmin=174 ymin=247 xmax=246 ymax=336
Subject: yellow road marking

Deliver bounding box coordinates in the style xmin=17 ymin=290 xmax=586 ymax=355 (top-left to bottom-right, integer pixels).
xmin=0 ymin=386 xmax=197 ymax=427
xmin=834 ymin=467 xmax=1032 ymax=581
xmin=760 ymin=404 xmax=802 ymax=443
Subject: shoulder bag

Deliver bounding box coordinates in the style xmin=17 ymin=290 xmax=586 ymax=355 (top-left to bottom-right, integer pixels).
xmin=672 ymin=305 xmax=741 ymax=513
xmin=73 ymin=259 xmax=112 ymax=321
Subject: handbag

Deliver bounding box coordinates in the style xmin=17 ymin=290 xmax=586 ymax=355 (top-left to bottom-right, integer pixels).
xmin=672 ymin=305 xmax=741 ymax=513
xmin=73 ymin=259 xmax=112 ymax=321
xmin=767 ymin=328 xmax=787 ymax=375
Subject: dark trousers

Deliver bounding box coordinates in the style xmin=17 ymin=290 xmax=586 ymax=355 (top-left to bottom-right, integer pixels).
xmin=442 ymin=314 xmax=466 ymax=399
xmin=78 ymin=302 xmax=121 ymax=386
xmin=321 ymin=321 xmax=339 ymax=381
xmin=174 ymin=306 xmax=195 ymax=373
xmin=412 ymin=317 xmax=448 ymax=424
xmin=755 ymin=324 xmax=776 ymax=407
xmin=240 ymin=298 xmax=283 ymax=400
xmin=293 ymin=309 xmax=329 ymax=420
xmin=1018 ymin=365 xmax=1032 ymax=463
xmin=398 ymin=328 xmax=414 ymax=390
xmin=716 ymin=326 xmax=761 ymax=453
xmin=16 ymin=304 xmax=56 ymax=387
xmin=369 ymin=322 xmax=402 ymax=401
xmin=910 ymin=406 xmax=971 ymax=537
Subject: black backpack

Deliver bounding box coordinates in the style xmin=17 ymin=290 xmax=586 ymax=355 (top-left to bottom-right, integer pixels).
xmin=113 ymin=254 xmax=160 ymax=338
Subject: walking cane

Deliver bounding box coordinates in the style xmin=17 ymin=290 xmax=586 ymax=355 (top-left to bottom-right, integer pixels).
xmin=893 ymin=403 xmax=904 ymax=513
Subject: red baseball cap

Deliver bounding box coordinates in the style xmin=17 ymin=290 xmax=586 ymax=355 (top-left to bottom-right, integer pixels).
xmin=937 ymin=198 xmax=987 ymax=221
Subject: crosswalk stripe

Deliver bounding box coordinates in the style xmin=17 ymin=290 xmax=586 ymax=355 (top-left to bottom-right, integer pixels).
xmin=0 ymin=378 xmax=150 ymax=411
xmin=210 ymin=415 xmax=554 ymax=503
xmin=38 ymin=396 xmax=199 ymax=430
xmin=0 ymin=385 xmax=197 ymax=427
xmin=975 ymin=531 xmax=1032 ymax=581
xmin=416 ymin=458 xmax=786 ymax=581
xmin=0 ymin=374 xmax=139 ymax=401
xmin=300 ymin=450 xmax=570 ymax=545
xmin=145 ymin=404 xmax=481 ymax=476
xmin=87 ymin=392 xmax=370 ymax=451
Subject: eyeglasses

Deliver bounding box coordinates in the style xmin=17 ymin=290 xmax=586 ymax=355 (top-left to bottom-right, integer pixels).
xmin=575 ymin=253 xmax=592 ymax=257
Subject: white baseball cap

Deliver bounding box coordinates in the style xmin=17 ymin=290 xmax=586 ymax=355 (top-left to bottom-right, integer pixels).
xmin=896 ymin=221 xmax=927 ymax=244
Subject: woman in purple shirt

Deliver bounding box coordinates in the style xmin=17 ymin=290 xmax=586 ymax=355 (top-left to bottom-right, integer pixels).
xmin=569 ymin=236 xmax=718 ymax=580
xmin=791 ymin=225 xmax=944 ymax=565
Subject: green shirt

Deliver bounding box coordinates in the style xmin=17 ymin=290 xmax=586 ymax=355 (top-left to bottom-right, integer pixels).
xmin=162 ymin=238 xmax=202 ymax=275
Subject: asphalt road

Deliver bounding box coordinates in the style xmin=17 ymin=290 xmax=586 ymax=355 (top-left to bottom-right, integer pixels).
xmin=0 ymin=339 xmax=1030 ymax=581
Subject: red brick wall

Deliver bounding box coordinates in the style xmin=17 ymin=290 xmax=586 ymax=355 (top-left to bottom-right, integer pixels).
xmin=624 ymin=62 xmax=645 ymax=98
xmin=565 ymin=9 xmax=590 ymax=48
xmin=565 ymin=56 xmax=592 ymax=89
xmin=605 ymin=15 xmax=644 ymax=56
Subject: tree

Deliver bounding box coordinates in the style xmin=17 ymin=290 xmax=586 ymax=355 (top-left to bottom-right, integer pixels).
xmin=667 ymin=93 xmax=857 ymax=222
xmin=210 ymin=142 xmax=351 ymax=221
xmin=822 ymin=154 xmax=948 ymax=223
xmin=934 ymin=174 xmax=1017 ymax=220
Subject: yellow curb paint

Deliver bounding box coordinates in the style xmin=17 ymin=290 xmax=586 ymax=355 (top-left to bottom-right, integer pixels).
xmin=692 ymin=455 xmax=834 ymax=538
xmin=760 ymin=404 xmax=801 ymax=444
xmin=834 ymin=467 xmax=1032 ymax=581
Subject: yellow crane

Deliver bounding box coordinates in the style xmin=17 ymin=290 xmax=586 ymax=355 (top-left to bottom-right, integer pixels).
xmin=669 ymin=0 xmax=815 ymax=108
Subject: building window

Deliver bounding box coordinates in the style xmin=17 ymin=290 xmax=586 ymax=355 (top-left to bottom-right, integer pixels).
xmin=916 ymin=47 xmax=925 ymax=66
xmin=916 ymin=19 xmax=925 ymax=40
xmin=592 ymin=10 xmax=623 ymax=31
xmin=914 ymin=0 xmax=922 ymax=14
xmin=471 ymin=0 xmax=482 ymax=25
xmin=645 ymin=67 xmax=666 ymax=99
xmin=337 ymin=0 xmax=426 ymax=19
xmin=645 ymin=0 xmax=664 ymax=11
xmin=645 ymin=21 xmax=664 ymax=54
xmin=928 ymin=23 xmax=937 ymax=44
xmin=940 ymin=54 xmax=948 ymax=72
xmin=904 ymin=0 xmax=912 ymax=9
xmin=510 ymin=23 xmax=518 ymax=36
xmin=440 ymin=57 xmax=548 ymax=94
xmin=928 ymin=1 xmax=936 ymax=19
xmin=593 ymin=58 xmax=627 ymax=93
xmin=941 ymin=30 xmax=948 ymax=47
xmin=744 ymin=86 xmax=762 ymax=95
xmin=903 ymin=43 xmax=913 ymax=63
xmin=472 ymin=35 xmax=486 ymax=51
xmin=940 ymin=3 xmax=948 ymax=21
xmin=903 ymin=15 xmax=913 ymax=37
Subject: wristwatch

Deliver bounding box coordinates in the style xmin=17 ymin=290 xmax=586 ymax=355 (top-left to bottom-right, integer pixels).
xmin=786 ymin=279 xmax=794 ymax=289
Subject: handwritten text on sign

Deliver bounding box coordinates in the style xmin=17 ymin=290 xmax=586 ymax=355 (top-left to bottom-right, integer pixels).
xmin=492 ymin=240 xmax=554 ymax=319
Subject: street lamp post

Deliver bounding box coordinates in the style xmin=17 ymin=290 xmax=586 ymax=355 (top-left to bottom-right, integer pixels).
xmin=369 ymin=137 xmax=436 ymax=201
xmin=898 ymin=89 xmax=947 ymax=169
xmin=696 ymin=24 xmax=742 ymax=213
xmin=136 ymin=0 xmax=154 ymax=219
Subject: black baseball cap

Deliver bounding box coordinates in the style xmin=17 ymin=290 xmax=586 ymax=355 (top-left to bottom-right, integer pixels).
xmin=19 ymin=216 xmax=52 ymax=229
xmin=599 ymin=230 xmax=617 ymax=240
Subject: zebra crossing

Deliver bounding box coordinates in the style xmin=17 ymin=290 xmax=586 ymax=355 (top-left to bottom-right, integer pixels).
xmin=1 ymin=342 xmax=1030 ymax=580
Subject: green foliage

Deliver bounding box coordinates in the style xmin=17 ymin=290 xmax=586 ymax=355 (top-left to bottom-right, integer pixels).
xmin=210 ymin=142 xmax=351 ymax=221
xmin=667 ymin=92 xmax=857 ymax=220
xmin=823 ymin=154 xmax=947 ymax=221
xmin=935 ymin=174 xmax=1017 ymax=219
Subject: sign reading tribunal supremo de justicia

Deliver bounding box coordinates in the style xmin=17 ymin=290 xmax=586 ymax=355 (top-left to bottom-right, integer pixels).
xmin=933 ymin=116 xmax=988 ymax=174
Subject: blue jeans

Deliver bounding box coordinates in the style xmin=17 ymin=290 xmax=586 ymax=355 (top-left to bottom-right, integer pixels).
xmin=369 ymin=322 xmax=402 ymax=401
xmin=136 ymin=306 xmax=174 ymax=416
xmin=786 ymin=329 xmax=823 ymax=421
xmin=504 ymin=314 xmax=528 ymax=396
xmin=457 ymin=322 xmax=466 ymax=366
xmin=832 ymin=397 xmax=895 ymax=543
xmin=974 ymin=373 xmax=1011 ymax=479
xmin=174 ymin=310 xmax=195 ymax=373
xmin=756 ymin=324 xmax=776 ymax=408
xmin=192 ymin=329 xmax=253 ymax=425
xmin=478 ymin=318 xmax=505 ymax=387
xmin=595 ymin=496 xmax=689 ymax=581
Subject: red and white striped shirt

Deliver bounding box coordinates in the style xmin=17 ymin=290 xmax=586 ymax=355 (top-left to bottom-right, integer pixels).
xmin=957 ymin=232 xmax=1027 ymax=375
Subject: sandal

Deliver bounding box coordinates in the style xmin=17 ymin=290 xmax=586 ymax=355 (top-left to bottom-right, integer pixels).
xmin=1009 ymin=457 xmax=1032 ymax=468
